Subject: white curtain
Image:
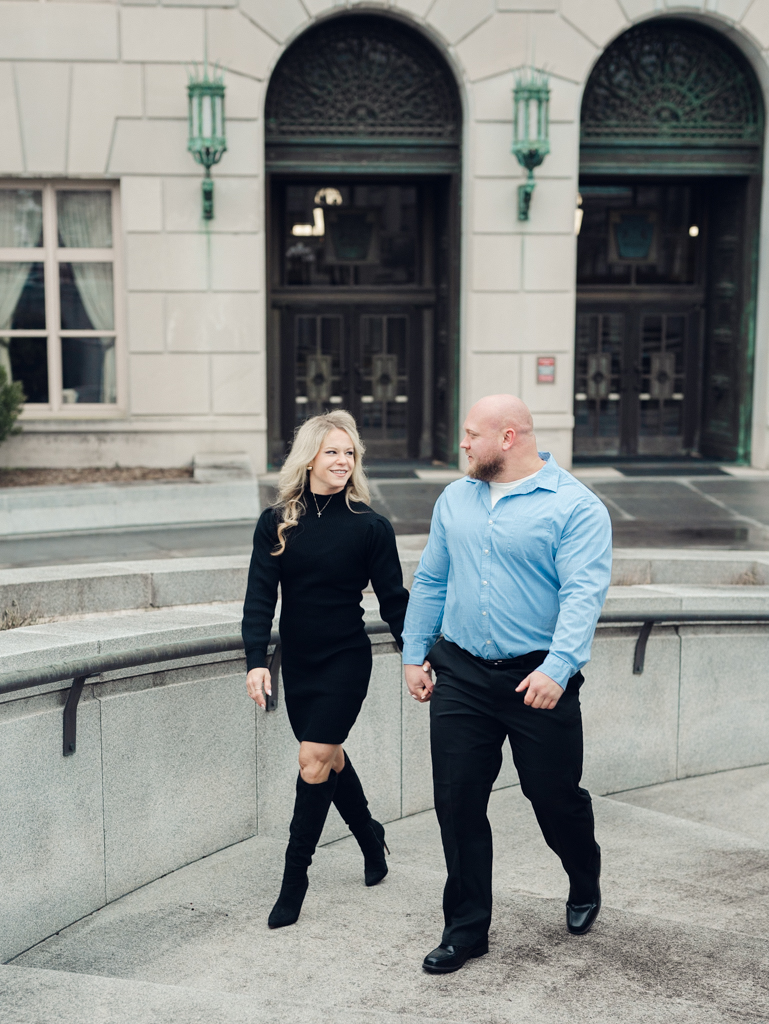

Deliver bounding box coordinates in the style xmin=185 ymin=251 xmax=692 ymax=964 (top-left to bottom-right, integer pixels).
xmin=57 ymin=192 xmax=115 ymax=402
xmin=0 ymin=190 xmax=43 ymax=340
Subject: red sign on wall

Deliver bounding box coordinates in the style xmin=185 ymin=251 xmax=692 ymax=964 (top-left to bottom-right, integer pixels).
xmin=537 ymin=356 xmax=555 ymax=384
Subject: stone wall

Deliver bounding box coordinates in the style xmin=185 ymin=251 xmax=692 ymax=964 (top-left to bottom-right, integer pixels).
xmin=3 ymin=2 xmax=769 ymax=467
xmin=3 ymin=616 xmax=769 ymax=963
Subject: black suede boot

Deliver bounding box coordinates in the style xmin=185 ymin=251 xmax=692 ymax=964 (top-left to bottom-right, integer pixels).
xmin=268 ymin=771 xmax=338 ymax=929
xmin=333 ymin=752 xmax=389 ymax=886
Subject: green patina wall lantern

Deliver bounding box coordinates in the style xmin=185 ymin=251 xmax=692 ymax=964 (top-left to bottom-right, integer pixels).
xmin=512 ymin=69 xmax=551 ymax=221
xmin=187 ymin=64 xmax=227 ymax=220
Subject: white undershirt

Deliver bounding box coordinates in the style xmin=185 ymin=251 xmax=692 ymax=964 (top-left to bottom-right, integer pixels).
xmin=488 ymin=467 xmax=543 ymax=508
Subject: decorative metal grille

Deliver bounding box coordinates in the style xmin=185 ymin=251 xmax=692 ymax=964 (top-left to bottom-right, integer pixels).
xmin=581 ymin=21 xmax=762 ymax=144
xmin=265 ymin=15 xmax=460 ymax=141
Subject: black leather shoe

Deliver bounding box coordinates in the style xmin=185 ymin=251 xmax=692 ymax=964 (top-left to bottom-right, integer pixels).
xmin=566 ymin=891 xmax=601 ymax=935
xmin=422 ymin=941 xmax=489 ymax=974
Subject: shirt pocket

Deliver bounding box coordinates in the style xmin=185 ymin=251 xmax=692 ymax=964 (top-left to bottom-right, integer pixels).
xmin=505 ymin=514 xmax=554 ymax=564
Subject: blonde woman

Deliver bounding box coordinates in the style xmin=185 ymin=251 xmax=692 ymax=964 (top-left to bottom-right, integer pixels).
xmin=242 ymin=411 xmax=409 ymax=929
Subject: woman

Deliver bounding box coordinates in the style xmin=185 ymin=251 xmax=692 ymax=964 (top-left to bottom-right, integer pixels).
xmin=242 ymin=410 xmax=409 ymax=929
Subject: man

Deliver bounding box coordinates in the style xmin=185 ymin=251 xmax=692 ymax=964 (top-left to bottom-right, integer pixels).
xmin=403 ymin=394 xmax=612 ymax=974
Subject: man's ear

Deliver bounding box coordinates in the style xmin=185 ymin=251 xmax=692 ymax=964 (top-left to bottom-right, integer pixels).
xmin=501 ymin=428 xmax=516 ymax=451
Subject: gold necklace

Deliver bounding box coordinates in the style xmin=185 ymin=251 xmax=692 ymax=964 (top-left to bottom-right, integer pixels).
xmin=311 ymin=491 xmax=334 ymax=518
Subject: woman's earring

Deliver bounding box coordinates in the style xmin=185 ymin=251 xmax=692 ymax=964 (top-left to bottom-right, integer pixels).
xmin=307 ymin=466 xmax=312 ymax=471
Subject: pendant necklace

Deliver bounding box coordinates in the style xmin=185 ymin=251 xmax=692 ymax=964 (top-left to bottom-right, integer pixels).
xmin=312 ymin=491 xmax=334 ymax=518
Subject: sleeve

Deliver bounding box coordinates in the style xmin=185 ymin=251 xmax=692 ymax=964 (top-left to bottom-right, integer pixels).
xmin=367 ymin=516 xmax=410 ymax=651
xmin=400 ymin=492 xmax=450 ymax=665
xmin=241 ymin=508 xmax=282 ymax=672
xmin=538 ymin=497 xmax=613 ymax=689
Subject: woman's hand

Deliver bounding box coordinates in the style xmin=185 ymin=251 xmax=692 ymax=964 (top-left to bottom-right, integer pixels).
xmin=405 ymin=661 xmax=433 ymax=703
xmin=246 ymin=667 xmax=272 ymax=709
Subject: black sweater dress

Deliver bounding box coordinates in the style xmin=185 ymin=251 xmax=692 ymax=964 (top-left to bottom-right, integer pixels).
xmin=241 ymin=488 xmax=410 ymax=744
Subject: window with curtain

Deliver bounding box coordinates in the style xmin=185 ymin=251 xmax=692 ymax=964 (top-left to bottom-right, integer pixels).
xmin=0 ymin=184 xmax=118 ymax=408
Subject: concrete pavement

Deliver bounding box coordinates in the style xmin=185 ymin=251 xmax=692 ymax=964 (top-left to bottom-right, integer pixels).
xmin=4 ymin=765 xmax=769 ymax=1023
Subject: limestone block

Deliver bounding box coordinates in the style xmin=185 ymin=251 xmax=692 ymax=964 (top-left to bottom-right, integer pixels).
xmin=210 ymin=234 xmax=263 ymax=292
xmin=393 ymin=0 xmax=434 ymax=16
xmin=499 ymin=1 xmax=556 ymax=8
xmin=678 ymin=626 xmax=769 ymax=777
xmin=471 ymin=234 xmax=522 ymax=291
xmin=473 ymin=122 xmax=522 ymax=178
xmin=120 ymin=7 xmax=204 ymax=62
xmin=535 ymin=426 xmax=573 ymax=466
xmin=0 ymin=563 xmax=151 ymax=625
xmin=0 ymin=697 xmax=105 ymax=962
xmin=100 ymin=671 xmax=256 ymax=900
xmin=466 ymin=291 xmax=575 ymax=352
xmin=0 ymin=4 xmax=118 ymax=60
xmin=713 ymin=0 xmax=754 ymax=20
xmin=127 ymin=293 xmax=165 ymax=353
xmin=520 ymin=352 xmax=575 ymax=414
xmin=522 ymin=234 xmax=575 ymax=292
xmin=455 ymin=12 xmax=527 ymax=81
xmin=529 ymin=14 xmax=598 ymax=83
xmin=401 ymin=674 xmax=432 ymax=816
xmin=618 ymin=0 xmax=664 ymax=19
xmin=125 ymin=233 xmax=208 ymax=291
xmin=581 ymin=627 xmax=680 ymax=794
xmin=69 ymin=64 xmax=142 ymax=174
xmin=145 ymin=63 xmax=261 ymax=121
xmin=164 ymin=177 xmax=260 ymax=233
xmin=207 ymin=9 xmax=278 ymax=80
xmin=427 ymin=0 xmax=494 ymax=45
xmin=337 ymin=649 xmax=403 ymax=829
xmin=218 ymin=121 xmax=261 ymax=175
xmin=0 ymin=65 xmax=23 ymax=173
xmin=109 ymin=119 xmax=190 ymax=175
xmin=121 ymin=177 xmax=163 ymax=232
xmin=561 ymin=0 xmax=628 ymax=47
xmin=466 ymin=353 xmax=522 ymax=404
xmin=15 ymin=63 xmax=70 ymax=174
xmin=540 ymin=121 xmax=580 ymax=178
xmin=255 ymin=664 xmax=301 ymax=840
xmin=473 ymin=177 xmax=580 ymax=235
xmin=129 ymin=353 xmax=210 ymax=415
xmin=144 ymin=64 xmax=187 ymax=118
xmin=211 ymin=354 xmax=264 ymax=414
xmin=742 ymin=0 xmax=769 ymax=47
xmin=302 ymin=0 xmax=347 ymax=14
xmin=166 ymin=293 xmax=260 ymax=353
xmin=239 ymin=0 xmax=308 ymax=42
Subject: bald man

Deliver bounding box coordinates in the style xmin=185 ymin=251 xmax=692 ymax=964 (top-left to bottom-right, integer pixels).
xmin=403 ymin=395 xmax=612 ymax=973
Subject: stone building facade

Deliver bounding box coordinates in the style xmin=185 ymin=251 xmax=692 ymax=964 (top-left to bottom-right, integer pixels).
xmin=1 ymin=0 xmax=769 ymax=471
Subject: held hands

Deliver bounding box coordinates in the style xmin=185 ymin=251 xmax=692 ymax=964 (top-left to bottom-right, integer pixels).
xmin=246 ymin=667 xmax=272 ymax=709
xmin=515 ymin=669 xmax=563 ymax=710
xmin=405 ymin=661 xmax=433 ymax=703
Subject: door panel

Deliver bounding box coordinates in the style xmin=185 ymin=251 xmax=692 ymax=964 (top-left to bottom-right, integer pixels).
xmin=574 ymin=312 xmax=624 ymax=456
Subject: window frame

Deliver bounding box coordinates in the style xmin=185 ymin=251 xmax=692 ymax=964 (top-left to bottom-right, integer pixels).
xmin=0 ymin=180 xmax=125 ymax=417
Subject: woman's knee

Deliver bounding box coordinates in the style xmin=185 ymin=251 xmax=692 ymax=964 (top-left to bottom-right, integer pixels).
xmin=298 ymin=744 xmax=339 ymax=784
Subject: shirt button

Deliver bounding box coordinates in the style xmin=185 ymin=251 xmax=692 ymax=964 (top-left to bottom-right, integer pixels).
xmin=488 ymin=520 xmax=493 ymax=525
xmin=482 ymin=580 xmax=488 ymax=585
xmin=486 ymin=639 xmax=492 ymax=645
xmin=483 ymin=549 xmax=489 ymax=554
xmin=482 ymin=611 xmax=487 ymax=616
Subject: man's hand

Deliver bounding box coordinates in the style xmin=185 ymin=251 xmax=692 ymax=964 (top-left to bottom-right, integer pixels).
xmin=516 ymin=669 xmax=563 ymax=710
xmin=405 ymin=661 xmax=434 ymax=703
xmin=246 ymin=667 xmax=272 ymax=709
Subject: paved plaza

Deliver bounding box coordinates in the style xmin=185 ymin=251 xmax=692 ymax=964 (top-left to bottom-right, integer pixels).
xmin=2 ymin=466 xmax=769 ymax=568
xmin=3 ymin=765 xmax=768 ymax=1023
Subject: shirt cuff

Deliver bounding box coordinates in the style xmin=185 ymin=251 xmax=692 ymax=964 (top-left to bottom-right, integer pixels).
xmin=401 ymin=638 xmax=434 ymax=665
xmin=538 ymin=652 xmax=572 ymax=690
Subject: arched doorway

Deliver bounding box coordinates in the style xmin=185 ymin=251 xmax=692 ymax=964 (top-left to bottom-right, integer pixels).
xmin=264 ymin=14 xmax=461 ymax=466
xmin=575 ymin=19 xmax=764 ymax=462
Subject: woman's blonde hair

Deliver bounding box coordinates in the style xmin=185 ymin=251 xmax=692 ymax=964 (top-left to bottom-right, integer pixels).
xmin=271 ymin=410 xmax=370 ymax=555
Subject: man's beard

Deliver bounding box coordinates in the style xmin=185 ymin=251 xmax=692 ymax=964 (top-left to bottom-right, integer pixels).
xmin=468 ymin=453 xmax=505 ymax=482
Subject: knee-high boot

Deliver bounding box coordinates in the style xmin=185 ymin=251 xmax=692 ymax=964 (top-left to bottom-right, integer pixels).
xmin=333 ymin=752 xmax=389 ymax=886
xmin=268 ymin=771 xmax=338 ymax=929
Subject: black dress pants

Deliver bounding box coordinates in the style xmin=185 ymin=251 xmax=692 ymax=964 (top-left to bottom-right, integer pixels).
xmin=428 ymin=638 xmax=600 ymax=947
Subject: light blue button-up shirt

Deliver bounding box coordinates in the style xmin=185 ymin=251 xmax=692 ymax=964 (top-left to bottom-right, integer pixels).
xmin=401 ymin=453 xmax=612 ymax=689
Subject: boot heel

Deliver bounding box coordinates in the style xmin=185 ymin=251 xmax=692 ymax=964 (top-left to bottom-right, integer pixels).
xmin=383 ymin=839 xmax=391 ymax=856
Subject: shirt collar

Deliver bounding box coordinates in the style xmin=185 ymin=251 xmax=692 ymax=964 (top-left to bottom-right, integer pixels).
xmin=464 ymin=452 xmax=559 ymax=495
